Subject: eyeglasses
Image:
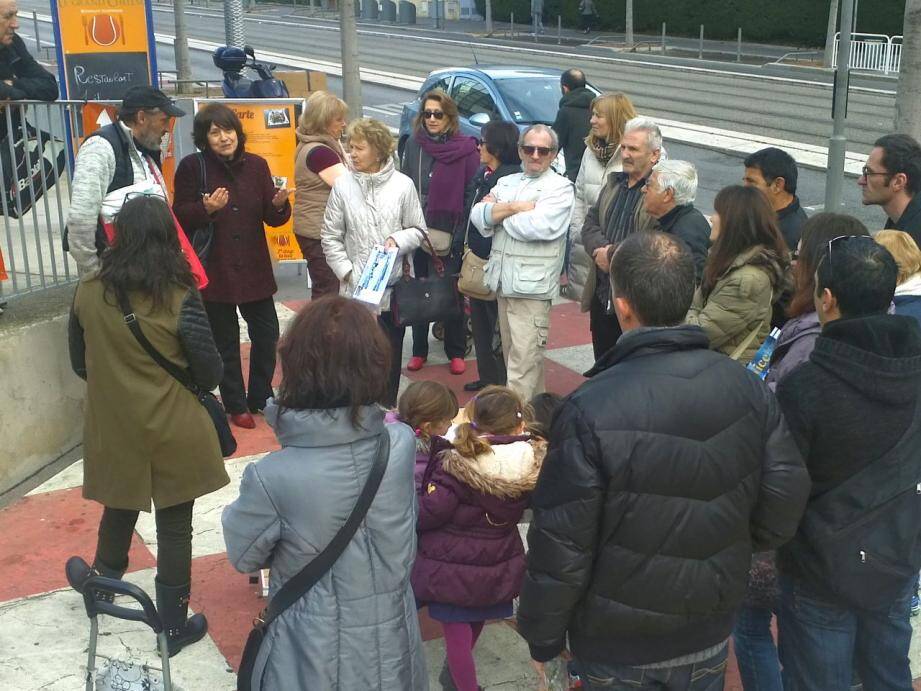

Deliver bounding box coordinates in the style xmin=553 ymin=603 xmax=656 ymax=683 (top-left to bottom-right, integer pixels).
xmin=860 ymin=165 xmax=893 ymax=179
xmin=422 ymin=110 xmax=445 ymax=120
xmin=521 ymin=145 xmax=553 ymax=157
xmin=124 ymin=191 xmax=165 ymax=203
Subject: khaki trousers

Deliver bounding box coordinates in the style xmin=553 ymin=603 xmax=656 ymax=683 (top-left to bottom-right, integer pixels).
xmin=497 ymin=295 xmax=551 ymax=401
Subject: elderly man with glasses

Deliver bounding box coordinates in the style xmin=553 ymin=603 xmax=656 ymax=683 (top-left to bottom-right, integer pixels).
xmin=469 ymin=123 xmax=574 ymax=401
xmin=860 ymin=133 xmax=921 ymax=247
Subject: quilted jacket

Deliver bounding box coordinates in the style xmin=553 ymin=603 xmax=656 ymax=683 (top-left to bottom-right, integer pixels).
xmin=222 ymin=404 xmax=428 ymax=690
xmin=320 ymin=159 xmax=426 ymax=310
xmin=517 ymin=325 xmax=809 ymax=665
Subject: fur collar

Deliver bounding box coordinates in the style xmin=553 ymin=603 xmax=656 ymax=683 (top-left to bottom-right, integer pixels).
xmin=441 ymin=439 xmax=546 ymax=500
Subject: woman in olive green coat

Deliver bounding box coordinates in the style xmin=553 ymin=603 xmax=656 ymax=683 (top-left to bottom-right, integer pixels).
xmin=687 ymin=185 xmax=790 ymax=363
xmin=65 ymin=196 xmax=230 ymax=658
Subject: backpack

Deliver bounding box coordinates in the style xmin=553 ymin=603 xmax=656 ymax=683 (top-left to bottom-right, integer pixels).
xmin=62 ymin=123 xmax=135 ymax=253
xmin=796 ymin=401 xmax=921 ymax=611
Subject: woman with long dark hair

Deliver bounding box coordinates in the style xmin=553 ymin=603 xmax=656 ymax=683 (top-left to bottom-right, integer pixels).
xmin=686 ymin=185 xmax=790 ymax=363
xmin=401 ymin=89 xmax=480 ymax=376
xmin=173 ymin=103 xmax=292 ymax=430
xmin=223 ymin=296 xmax=426 ymax=690
xmin=462 ymin=120 xmax=520 ymax=392
xmin=66 ymin=195 xmax=229 ymax=657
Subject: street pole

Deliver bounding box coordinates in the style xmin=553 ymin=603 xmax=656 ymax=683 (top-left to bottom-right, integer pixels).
xmin=174 ymin=0 xmax=193 ymax=94
xmin=825 ymin=0 xmax=855 ymax=211
xmin=894 ymin=0 xmax=921 ymax=141
xmin=224 ymin=0 xmax=246 ymax=46
xmin=625 ymin=0 xmax=633 ymax=45
xmin=823 ymin=0 xmax=840 ymax=67
xmin=485 ymin=0 xmax=493 ymax=35
xmin=340 ymin=0 xmax=363 ymax=118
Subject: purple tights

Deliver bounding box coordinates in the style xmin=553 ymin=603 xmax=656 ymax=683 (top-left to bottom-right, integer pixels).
xmin=442 ymin=621 xmax=485 ymax=691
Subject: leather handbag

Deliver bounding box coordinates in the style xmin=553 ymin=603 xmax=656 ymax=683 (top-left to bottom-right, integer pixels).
xmin=457 ymin=249 xmax=493 ymax=300
xmin=188 ymin=153 xmax=216 ymax=265
xmin=236 ymin=432 xmax=390 ymax=691
xmin=391 ymin=230 xmax=463 ymax=327
xmin=117 ymin=292 xmax=237 ymax=458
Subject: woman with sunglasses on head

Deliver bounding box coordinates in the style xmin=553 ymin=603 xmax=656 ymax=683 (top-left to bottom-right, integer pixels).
xmin=686 ymin=185 xmax=790 ymax=364
xmin=65 ymin=195 xmax=230 ymax=658
xmin=461 ymin=120 xmax=521 ymax=392
xmin=173 ymin=103 xmax=292 ymax=430
xmin=400 ymin=90 xmax=480 ymax=376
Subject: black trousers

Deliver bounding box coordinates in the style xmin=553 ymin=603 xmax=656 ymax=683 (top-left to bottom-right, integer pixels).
xmin=411 ymin=250 xmax=467 ymax=360
xmin=469 ymin=297 xmax=506 ymax=386
xmin=589 ymin=292 xmax=623 ymax=362
xmin=95 ymin=501 xmax=194 ymax=587
xmin=205 ymin=297 xmax=279 ymax=415
xmin=378 ymin=309 xmax=406 ymax=408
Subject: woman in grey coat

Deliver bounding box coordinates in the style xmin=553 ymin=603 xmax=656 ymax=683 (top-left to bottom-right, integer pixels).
xmin=222 ymin=297 xmax=428 ymax=691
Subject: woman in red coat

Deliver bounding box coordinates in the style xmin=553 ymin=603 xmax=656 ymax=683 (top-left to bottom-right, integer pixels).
xmin=173 ymin=103 xmax=291 ymax=429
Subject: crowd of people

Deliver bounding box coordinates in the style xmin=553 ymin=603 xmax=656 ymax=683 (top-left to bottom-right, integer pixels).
xmin=58 ymin=66 xmax=921 ymax=691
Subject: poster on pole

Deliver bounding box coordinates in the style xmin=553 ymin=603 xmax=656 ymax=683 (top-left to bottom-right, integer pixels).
xmin=194 ymin=99 xmax=305 ymax=262
xmin=49 ymin=0 xmax=159 ymax=101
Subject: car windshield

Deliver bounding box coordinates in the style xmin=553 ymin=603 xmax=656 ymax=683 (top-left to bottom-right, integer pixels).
xmin=493 ymin=77 xmax=561 ymax=124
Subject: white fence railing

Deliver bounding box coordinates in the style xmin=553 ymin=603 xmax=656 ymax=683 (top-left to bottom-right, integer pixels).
xmin=833 ymin=32 xmax=903 ymax=74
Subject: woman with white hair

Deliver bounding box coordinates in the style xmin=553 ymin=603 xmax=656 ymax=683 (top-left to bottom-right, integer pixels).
xmin=641 ymin=159 xmax=711 ymax=282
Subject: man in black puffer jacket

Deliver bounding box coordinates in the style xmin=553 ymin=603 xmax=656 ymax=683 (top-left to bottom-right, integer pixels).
xmin=518 ymin=232 xmax=809 ymax=688
xmin=552 ymin=68 xmax=593 ymax=182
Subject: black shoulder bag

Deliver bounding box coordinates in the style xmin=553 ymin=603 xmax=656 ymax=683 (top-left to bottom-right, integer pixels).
xmin=117 ymin=292 xmax=237 ymax=457
xmin=189 ymin=152 xmax=216 ymax=264
xmin=236 ymin=432 xmax=390 ymax=691
xmin=391 ymin=230 xmax=463 ymax=327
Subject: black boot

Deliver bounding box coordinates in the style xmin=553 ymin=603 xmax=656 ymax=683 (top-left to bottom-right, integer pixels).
xmin=65 ymin=556 xmax=124 ymax=602
xmin=155 ymin=579 xmax=208 ymax=657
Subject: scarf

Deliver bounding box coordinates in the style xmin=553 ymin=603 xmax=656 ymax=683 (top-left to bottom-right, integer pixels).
xmin=589 ymin=135 xmax=618 ymax=166
xmin=414 ymin=130 xmax=478 ymax=231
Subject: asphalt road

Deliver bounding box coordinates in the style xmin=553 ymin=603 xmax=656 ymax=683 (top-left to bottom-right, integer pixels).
xmin=16 ymin=1 xmax=887 ymax=225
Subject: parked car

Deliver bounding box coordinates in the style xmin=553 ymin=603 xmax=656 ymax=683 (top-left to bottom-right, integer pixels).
xmin=398 ymin=65 xmax=600 ymax=169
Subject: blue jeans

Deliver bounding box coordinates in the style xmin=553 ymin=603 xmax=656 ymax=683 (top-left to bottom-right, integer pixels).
xmin=733 ymin=604 xmax=782 ymax=691
xmin=778 ymin=575 xmax=914 ymax=691
xmin=577 ymin=647 xmax=728 ymax=690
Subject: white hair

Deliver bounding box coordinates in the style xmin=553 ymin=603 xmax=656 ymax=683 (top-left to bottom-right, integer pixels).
xmin=624 ymin=116 xmax=663 ymax=152
xmin=652 ymin=160 xmax=698 ymax=206
xmin=519 ymin=123 xmax=559 ymax=152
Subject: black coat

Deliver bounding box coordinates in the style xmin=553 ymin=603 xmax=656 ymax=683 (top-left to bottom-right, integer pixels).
xmin=462 ymin=162 xmax=521 ymax=259
xmin=517 ymin=325 xmax=809 ymax=665
xmin=776 ymin=314 xmax=921 ymax=604
xmin=656 ymin=203 xmax=711 ymax=283
xmin=777 ymin=196 xmax=808 ymax=253
xmin=552 ymin=86 xmax=593 ymax=182
xmin=886 ymin=192 xmax=921 ymax=249
xmin=0 ymin=34 xmax=57 ymax=101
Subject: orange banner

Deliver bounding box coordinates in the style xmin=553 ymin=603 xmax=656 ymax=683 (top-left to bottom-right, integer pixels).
xmin=194 ymin=99 xmax=304 ymax=262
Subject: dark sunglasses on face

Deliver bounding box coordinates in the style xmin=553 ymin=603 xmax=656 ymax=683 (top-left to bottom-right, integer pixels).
xmin=521 ymin=145 xmax=553 ymax=157
xmin=423 ymin=110 xmax=445 ymax=120
xmin=825 ymin=234 xmax=876 ymax=269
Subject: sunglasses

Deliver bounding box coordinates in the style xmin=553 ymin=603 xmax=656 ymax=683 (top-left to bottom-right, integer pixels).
xmin=422 ymin=110 xmax=445 ymax=120
xmin=124 ymin=191 xmax=165 ymax=203
xmin=521 ymin=145 xmax=553 ymax=157
xmin=825 ymin=234 xmax=875 ymax=269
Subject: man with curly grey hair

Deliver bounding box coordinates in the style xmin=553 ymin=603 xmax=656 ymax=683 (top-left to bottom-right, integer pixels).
xmin=642 ymin=159 xmax=711 ymax=282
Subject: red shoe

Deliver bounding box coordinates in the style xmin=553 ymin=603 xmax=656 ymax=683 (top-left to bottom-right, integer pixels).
xmin=449 ymin=358 xmax=466 ymax=375
xmin=407 ymin=356 xmax=426 ymax=371
xmin=230 ymin=412 xmax=256 ymax=429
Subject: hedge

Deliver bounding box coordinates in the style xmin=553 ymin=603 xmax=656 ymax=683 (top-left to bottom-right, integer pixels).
xmin=472 ymin=0 xmax=906 ymax=46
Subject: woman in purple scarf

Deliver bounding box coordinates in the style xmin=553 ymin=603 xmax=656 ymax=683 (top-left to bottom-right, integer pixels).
xmin=400 ymin=90 xmax=480 ymax=376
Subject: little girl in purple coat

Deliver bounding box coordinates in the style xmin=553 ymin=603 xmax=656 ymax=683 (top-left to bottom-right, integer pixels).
xmin=388 ymin=381 xmax=458 ymax=490
xmin=412 ymin=386 xmax=546 ymax=691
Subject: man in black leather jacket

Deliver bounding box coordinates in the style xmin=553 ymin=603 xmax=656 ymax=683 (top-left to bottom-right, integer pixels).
xmin=518 ymin=232 xmax=809 ymax=689
xmin=0 ymin=1 xmax=57 ymax=102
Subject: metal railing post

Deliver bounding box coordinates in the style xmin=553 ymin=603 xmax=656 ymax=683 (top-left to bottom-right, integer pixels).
xmin=31 ymin=11 xmax=41 ymax=53
xmin=737 ymin=27 xmax=742 ymax=62
xmin=557 ymin=15 xmax=561 ymax=45
xmin=510 ymin=11 xmax=514 ymax=39
xmin=661 ymin=22 xmax=666 ymax=55
xmin=699 ymin=24 xmax=704 ymax=59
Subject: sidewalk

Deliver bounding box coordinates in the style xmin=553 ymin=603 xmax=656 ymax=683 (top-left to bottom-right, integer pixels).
xmin=0 ymin=267 xmax=918 ymax=689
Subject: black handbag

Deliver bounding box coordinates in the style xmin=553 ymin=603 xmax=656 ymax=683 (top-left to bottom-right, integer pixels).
xmin=236 ymin=432 xmax=390 ymax=691
xmin=188 ymin=153 xmax=215 ymax=265
xmin=117 ymin=292 xmax=237 ymax=458
xmin=391 ymin=230 xmax=463 ymax=327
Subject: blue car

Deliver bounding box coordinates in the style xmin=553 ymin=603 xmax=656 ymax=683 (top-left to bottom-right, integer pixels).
xmin=398 ymin=65 xmax=599 ymax=162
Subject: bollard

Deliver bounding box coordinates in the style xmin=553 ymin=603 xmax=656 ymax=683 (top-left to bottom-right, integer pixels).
xmin=32 ymin=10 xmax=41 ymax=53
xmin=510 ymin=11 xmax=514 ymax=39
xmin=737 ymin=27 xmax=742 ymax=62
xmin=699 ymin=24 xmax=704 ymax=60
xmin=558 ymin=15 xmax=561 ymax=45
xmin=533 ymin=13 xmax=537 ymax=42
xmin=661 ymin=21 xmax=665 ymax=55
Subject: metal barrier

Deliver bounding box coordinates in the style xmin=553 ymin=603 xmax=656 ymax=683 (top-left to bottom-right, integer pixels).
xmin=833 ymin=32 xmax=903 ymax=74
xmin=0 ymin=100 xmax=114 ymax=303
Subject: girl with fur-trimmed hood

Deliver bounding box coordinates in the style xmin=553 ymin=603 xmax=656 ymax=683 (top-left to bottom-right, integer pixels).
xmin=412 ymin=385 xmax=546 ymax=691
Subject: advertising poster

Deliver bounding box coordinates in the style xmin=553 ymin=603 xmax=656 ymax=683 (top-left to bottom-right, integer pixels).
xmin=194 ymin=99 xmax=305 ymax=262
xmin=50 ymin=0 xmax=158 ymax=101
